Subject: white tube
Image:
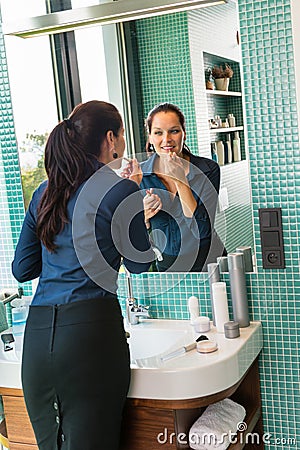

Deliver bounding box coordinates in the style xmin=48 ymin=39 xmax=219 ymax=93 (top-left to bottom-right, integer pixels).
xmin=212 ymin=282 xmax=229 ymax=333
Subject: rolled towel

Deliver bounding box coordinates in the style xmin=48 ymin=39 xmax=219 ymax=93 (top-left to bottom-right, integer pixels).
xmin=189 ymin=398 xmax=246 ymax=450
xmin=0 ymin=302 xmax=8 ymax=333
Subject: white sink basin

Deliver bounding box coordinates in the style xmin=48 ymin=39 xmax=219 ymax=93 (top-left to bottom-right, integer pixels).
xmin=126 ymin=319 xmax=263 ymax=400
xmin=0 ymin=321 xmax=263 ymax=400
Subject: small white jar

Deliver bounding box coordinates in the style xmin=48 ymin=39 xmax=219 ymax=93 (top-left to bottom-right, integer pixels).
xmin=192 ymin=316 xmax=211 ymax=333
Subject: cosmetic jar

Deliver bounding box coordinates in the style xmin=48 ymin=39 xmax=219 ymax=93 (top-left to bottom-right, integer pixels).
xmin=193 ymin=316 xmax=210 ymax=333
xmin=197 ymin=340 xmax=218 ymax=354
xmin=224 ymin=321 xmax=240 ymax=339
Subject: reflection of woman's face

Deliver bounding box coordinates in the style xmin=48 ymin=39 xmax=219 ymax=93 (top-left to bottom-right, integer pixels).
xmin=149 ymin=111 xmax=186 ymax=157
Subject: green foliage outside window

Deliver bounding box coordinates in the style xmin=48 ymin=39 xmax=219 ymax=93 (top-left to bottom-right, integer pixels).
xmin=19 ymin=132 xmax=48 ymax=210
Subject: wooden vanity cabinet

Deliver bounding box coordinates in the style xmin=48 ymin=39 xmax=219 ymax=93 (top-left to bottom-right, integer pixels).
xmin=0 ymin=357 xmax=263 ymax=450
xmin=0 ymin=388 xmax=37 ymax=450
xmin=120 ymin=357 xmax=264 ymax=450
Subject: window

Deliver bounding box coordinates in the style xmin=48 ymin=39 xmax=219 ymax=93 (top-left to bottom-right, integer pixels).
xmin=4 ymin=32 xmax=57 ymax=208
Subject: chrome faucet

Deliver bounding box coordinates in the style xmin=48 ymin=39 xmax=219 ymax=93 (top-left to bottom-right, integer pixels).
xmin=124 ymin=268 xmax=150 ymax=325
xmin=1 ymin=287 xmax=23 ymax=305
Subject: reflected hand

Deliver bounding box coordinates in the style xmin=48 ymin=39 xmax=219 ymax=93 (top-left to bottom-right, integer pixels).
xmin=160 ymin=152 xmax=187 ymax=184
xmin=143 ymin=188 xmax=162 ymax=221
xmin=120 ymin=158 xmax=143 ymax=185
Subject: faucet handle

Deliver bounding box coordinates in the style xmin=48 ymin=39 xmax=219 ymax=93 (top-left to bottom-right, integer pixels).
xmin=137 ymin=304 xmax=150 ymax=313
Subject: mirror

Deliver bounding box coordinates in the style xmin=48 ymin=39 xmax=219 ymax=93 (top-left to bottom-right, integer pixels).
xmin=2 ymin=0 xmax=254 ymax=272
xmin=122 ymin=0 xmax=254 ymax=272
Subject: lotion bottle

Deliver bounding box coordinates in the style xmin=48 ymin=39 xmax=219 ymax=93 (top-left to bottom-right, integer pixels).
xmin=211 ymin=282 xmax=230 ymax=333
xmin=207 ymin=262 xmax=220 ymax=326
xmin=216 ymin=141 xmax=224 ymax=166
xmin=227 ymin=113 xmax=236 ymax=128
xmin=188 ymin=296 xmax=200 ymax=324
xmin=232 ymin=132 xmax=241 ymax=162
xmin=224 ymin=134 xmax=232 ymax=164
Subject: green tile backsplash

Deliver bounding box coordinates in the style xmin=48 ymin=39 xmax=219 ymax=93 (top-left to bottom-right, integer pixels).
xmin=0 ymin=0 xmax=299 ymax=448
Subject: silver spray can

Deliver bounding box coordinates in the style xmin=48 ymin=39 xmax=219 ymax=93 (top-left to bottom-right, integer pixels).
xmin=227 ymin=253 xmax=250 ymax=327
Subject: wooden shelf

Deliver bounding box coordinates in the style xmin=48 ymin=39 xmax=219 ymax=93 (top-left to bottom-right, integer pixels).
xmin=206 ymin=89 xmax=242 ymax=97
xmin=120 ymin=358 xmax=263 ymax=449
xmin=209 ymin=126 xmax=243 ymax=134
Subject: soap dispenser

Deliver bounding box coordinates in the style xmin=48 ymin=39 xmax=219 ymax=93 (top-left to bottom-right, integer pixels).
xmin=188 ymin=296 xmax=200 ymax=324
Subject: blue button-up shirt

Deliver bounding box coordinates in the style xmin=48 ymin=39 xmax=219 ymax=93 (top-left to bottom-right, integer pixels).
xmin=140 ymin=152 xmax=220 ymax=265
xmin=12 ymin=162 xmax=153 ymax=305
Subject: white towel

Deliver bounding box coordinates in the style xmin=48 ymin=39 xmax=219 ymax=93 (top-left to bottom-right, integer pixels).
xmin=189 ymin=398 xmax=246 ymax=450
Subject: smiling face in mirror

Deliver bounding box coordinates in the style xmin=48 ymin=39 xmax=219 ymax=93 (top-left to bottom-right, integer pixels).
xmin=149 ymin=111 xmax=186 ymax=158
xmin=138 ymin=103 xmax=225 ymax=272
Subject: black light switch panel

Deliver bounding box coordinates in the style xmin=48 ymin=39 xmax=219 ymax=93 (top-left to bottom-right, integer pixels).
xmin=258 ymin=208 xmax=285 ymax=269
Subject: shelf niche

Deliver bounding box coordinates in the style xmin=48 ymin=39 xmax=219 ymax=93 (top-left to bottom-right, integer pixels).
xmin=204 ymin=52 xmax=245 ymax=162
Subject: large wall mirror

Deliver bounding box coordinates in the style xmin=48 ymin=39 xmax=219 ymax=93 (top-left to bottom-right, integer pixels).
xmin=1 ymin=0 xmax=255 ymax=273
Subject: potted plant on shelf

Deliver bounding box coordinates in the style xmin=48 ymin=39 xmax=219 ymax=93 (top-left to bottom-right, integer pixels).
xmin=211 ymin=63 xmax=233 ymax=91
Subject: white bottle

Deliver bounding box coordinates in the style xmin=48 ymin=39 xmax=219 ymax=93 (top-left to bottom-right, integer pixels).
xmin=188 ymin=296 xmax=200 ymax=324
xmin=232 ymin=132 xmax=241 ymax=162
xmin=211 ymin=282 xmax=229 ymax=333
xmin=227 ymin=113 xmax=236 ymax=128
xmin=225 ymin=134 xmax=232 ymax=164
xmin=216 ymin=141 xmax=225 ymax=166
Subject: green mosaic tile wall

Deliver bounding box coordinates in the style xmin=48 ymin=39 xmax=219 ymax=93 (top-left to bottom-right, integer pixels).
xmin=134 ymin=13 xmax=198 ymax=156
xmin=119 ymin=1 xmax=300 ymax=448
xmin=0 ymin=18 xmax=31 ymax=314
xmin=238 ymin=0 xmax=299 ymax=446
xmin=0 ymin=19 xmax=25 ymax=295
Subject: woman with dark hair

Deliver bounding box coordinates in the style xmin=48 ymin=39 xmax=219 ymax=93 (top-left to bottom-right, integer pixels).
xmin=12 ymin=100 xmax=153 ymax=450
xmin=126 ymin=102 xmax=223 ymax=272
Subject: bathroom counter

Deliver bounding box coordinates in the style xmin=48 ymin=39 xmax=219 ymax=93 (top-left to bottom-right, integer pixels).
xmin=0 ymin=321 xmax=263 ymax=449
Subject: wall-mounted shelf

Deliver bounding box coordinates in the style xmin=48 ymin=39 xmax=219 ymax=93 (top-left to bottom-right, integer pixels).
xmin=206 ymin=89 xmax=242 ymax=97
xmin=209 ymin=126 xmax=243 ymax=134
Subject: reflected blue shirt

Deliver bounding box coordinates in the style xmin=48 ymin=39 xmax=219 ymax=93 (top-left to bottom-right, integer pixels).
xmin=140 ymin=152 xmax=220 ymax=258
xmin=12 ymin=162 xmax=153 ymax=305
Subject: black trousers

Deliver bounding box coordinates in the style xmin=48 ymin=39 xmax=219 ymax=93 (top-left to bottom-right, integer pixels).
xmin=21 ymin=297 xmax=130 ymax=450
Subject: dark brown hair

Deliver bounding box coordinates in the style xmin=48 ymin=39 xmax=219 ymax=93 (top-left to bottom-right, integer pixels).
xmin=36 ymin=100 xmax=123 ymax=252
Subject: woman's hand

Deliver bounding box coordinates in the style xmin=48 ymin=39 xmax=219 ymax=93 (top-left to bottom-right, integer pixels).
xmin=160 ymin=152 xmax=187 ymax=185
xmin=120 ymin=158 xmax=143 ymax=185
xmin=143 ymin=188 xmax=162 ymax=222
